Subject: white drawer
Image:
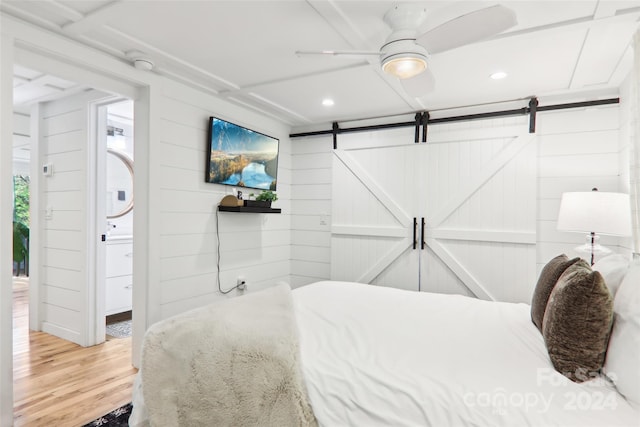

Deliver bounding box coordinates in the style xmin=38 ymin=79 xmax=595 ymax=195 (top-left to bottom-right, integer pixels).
xmin=106 ymin=275 xmax=132 ymax=315
xmin=106 ymin=241 xmax=133 ymax=278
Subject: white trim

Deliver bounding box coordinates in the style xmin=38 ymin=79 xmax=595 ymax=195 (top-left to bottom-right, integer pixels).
xmin=2 ymin=15 xmax=153 ymax=387
xmin=28 ymin=103 xmax=42 ymax=331
xmin=332 ymin=225 xmax=407 ymax=238
xmin=356 ymin=238 xmax=412 ymax=284
xmin=1 ymin=13 xmax=148 ymax=85
xmin=426 ymin=238 xmax=495 ymax=301
xmin=0 ymin=32 xmax=15 ymax=427
xmin=14 ymin=47 xmax=138 ymax=101
xmin=430 ymin=228 xmax=536 ymax=244
xmin=430 ymin=134 xmax=536 ymax=227
xmin=131 ymin=86 xmax=152 ymax=367
xmin=62 ymin=2 xmax=125 ymax=35
xmin=41 ymin=322 xmax=82 ymax=344
xmin=333 ymin=149 xmax=412 ymax=226
xmin=87 ymin=98 xmax=125 ymax=346
xmin=427 ymin=125 xmax=525 ymax=144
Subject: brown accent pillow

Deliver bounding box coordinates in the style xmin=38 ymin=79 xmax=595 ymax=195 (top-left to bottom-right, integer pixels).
xmin=542 ymin=261 xmax=614 ymax=383
xmin=531 ymin=254 xmax=580 ymax=332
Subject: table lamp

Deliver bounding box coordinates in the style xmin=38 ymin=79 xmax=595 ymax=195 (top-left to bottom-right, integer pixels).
xmin=557 ymin=188 xmax=632 ymax=265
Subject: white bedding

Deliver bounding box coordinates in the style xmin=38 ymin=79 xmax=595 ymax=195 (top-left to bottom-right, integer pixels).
xmin=294 ymin=281 xmax=640 ymax=427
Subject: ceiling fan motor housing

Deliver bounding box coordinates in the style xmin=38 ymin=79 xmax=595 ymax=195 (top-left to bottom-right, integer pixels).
xmin=383 ymin=4 xmax=427 ymax=31
xmin=381 ymin=38 xmax=428 ymax=79
xmin=380 ymin=4 xmax=429 ymax=79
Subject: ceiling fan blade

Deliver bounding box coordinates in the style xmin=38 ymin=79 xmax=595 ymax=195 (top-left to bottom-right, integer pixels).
xmin=399 ymin=68 xmax=435 ymax=98
xmin=417 ymin=4 xmax=517 ymax=54
xmin=295 ymin=50 xmax=381 ymax=58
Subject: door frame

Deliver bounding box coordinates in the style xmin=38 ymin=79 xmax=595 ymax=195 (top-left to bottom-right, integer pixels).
xmin=89 ymin=96 xmax=131 ymax=345
xmin=2 ymin=15 xmax=154 ymax=422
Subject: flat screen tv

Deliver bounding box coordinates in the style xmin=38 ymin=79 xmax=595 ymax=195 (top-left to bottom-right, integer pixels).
xmin=205 ymin=117 xmax=279 ymax=191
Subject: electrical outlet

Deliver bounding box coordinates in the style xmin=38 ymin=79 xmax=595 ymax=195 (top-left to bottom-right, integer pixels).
xmin=237 ymin=276 xmax=247 ymax=291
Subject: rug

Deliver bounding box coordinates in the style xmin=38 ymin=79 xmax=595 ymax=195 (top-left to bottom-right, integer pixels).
xmin=82 ymin=403 xmax=132 ymax=427
xmin=106 ymin=319 xmax=132 ymax=338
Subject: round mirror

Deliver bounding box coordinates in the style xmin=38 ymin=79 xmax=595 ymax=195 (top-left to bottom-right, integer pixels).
xmin=106 ymin=149 xmax=134 ymax=218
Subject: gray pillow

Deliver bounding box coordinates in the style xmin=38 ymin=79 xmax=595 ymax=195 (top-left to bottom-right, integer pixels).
xmin=542 ymin=261 xmax=614 ymax=383
xmin=531 ymin=254 xmax=580 ymax=332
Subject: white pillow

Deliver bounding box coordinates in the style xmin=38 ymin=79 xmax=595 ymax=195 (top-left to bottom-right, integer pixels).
xmin=593 ymin=254 xmax=630 ymax=296
xmin=604 ymin=260 xmax=640 ymax=408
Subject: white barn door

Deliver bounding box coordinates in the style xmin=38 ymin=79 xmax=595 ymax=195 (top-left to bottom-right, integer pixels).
xmin=331 ymin=127 xmax=422 ymax=291
xmin=331 ymin=124 xmax=537 ymax=303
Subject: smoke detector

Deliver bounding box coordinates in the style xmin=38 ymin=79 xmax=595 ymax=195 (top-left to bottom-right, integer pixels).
xmin=133 ymin=58 xmax=154 ymax=71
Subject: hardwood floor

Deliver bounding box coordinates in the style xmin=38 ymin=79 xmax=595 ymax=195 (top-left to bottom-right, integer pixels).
xmin=12 ymin=277 xmax=138 ymax=427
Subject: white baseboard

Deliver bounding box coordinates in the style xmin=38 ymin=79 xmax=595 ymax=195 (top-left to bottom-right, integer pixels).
xmin=41 ymin=322 xmax=83 ymax=346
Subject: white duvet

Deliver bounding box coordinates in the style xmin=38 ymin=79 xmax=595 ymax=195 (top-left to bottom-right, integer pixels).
xmin=294 ymin=281 xmax=640 ymax=427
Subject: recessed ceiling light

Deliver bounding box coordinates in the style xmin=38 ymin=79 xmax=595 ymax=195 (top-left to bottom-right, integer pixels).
xmin=322 ymin=98 xmax=334 ymax=107
xmin=490 ymin=71 xmax=507 ymax=80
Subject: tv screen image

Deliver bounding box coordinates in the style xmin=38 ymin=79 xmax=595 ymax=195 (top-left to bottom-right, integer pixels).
xmin=206 ymin=117 xmax=279 ymax=190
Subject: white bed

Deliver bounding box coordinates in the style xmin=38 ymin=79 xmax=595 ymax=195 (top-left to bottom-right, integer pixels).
xmin=131 ymin=257 xmax=640 ymax=427
xmin=295 ymin=280 xmax=638 ymax=427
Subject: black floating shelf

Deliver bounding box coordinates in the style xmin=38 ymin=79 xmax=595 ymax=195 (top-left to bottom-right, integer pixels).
xmin=218 ymin=206 xmax=281 ymax=214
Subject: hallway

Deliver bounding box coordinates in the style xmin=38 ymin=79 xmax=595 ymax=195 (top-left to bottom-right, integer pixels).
xmin=12 ymin=277 xmax=137 ymax=426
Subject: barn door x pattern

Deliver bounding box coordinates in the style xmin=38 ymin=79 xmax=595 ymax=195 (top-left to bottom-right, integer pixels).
xmin=331 ymin=127 xmax=537 ymax=303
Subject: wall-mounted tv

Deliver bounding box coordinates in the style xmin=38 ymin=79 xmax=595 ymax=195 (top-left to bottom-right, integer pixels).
xmin=205 ymin=117 xmax=279 ymax=191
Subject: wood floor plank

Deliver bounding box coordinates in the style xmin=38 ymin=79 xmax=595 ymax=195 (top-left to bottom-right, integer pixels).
xmin=12 ymin=277 xmax=138 ymax=427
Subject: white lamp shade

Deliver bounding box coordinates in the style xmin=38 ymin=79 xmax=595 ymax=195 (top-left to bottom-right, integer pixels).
xmin=557 ymin=191 xmax=632 ymax=236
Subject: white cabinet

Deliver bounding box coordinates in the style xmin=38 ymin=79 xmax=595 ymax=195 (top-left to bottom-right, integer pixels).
xmin=106 ymin=237 xmax=133 ymax=315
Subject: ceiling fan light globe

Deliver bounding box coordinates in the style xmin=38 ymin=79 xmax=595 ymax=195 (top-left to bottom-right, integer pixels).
xmin=382 ymin=55 xmax=427 ymax=79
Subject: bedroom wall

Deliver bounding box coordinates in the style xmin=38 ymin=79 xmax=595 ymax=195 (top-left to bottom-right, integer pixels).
xmin=38 ymin=90 xmax=110 ymax=345
xmin=619 ymin=67 xmax=640 ymax=255
xmin=1 ymin=15 xmax=293 ymax=375
xmin=290 ymin=137 xmax=332 ymax=287
xmin=290 ymin=103 xmax=627 ymax=289
xmin=155 ymin=81 xmax=292 ymax=319
xmin=536 ymin=104 xmax=628 ymax=270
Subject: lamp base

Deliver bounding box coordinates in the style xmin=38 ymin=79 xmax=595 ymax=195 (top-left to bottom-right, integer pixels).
xmin=572 ymin=233 xmax=612 ymax=266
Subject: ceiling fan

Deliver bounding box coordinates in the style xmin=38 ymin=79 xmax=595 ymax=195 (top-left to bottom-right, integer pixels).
xmin=297 ymin=3 xmax=517 ymax=98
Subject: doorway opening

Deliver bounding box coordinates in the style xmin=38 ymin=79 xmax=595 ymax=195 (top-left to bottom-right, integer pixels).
xmin=11 ymin=64 xmax=138 ymax=422
xmin=102 ymin=99 xmax=135 ymax=341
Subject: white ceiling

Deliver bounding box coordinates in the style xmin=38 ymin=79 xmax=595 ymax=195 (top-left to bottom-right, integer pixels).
xmin=5 ymin=0 xmax=640 ymax=132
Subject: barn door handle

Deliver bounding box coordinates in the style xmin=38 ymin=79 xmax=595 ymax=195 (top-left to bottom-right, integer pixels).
xmin=413 ymin=217 xmax=418 ymax=250
xmin=421 ymin=217 xmax=426 ymax=250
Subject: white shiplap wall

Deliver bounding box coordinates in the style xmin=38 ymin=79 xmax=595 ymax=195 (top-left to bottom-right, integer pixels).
xmin=536 ymin=104 xmax=628 ymax=271
xmin=290 ymin=103 xmax=627 ymax=294
xmin=620 ymin=49 xmax=640 ymax=254
xmin=39 ymin=89 xmax=109 ymax=345
xmin=154 ymin=82 xmax=292 ymax=319
xmin=290 ymin=135 xmax=333 ymax=287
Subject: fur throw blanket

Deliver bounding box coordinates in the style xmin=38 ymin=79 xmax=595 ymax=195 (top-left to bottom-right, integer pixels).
xmin=140 ymin=284 xmax=317 ymax=427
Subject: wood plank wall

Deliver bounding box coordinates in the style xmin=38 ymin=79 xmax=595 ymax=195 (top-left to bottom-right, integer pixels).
xmin=536 ymin=105 xmax=628 ymax=271
xmin=289 ymin=105 xmax=628 ymax=295
xmin=620 ymin=69 xmax=640 ymax=254
xmin=39 ymin=90 xmax=107 ymax=345
xmin=290 ymin=136 xmax=333 ymax=287
xmin=153 ymin=82 xmax=292 ymax=320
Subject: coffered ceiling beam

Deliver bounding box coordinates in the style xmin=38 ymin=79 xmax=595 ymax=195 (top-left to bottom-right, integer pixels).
xmin=62 ymin=1 xmax=125 ymax=36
